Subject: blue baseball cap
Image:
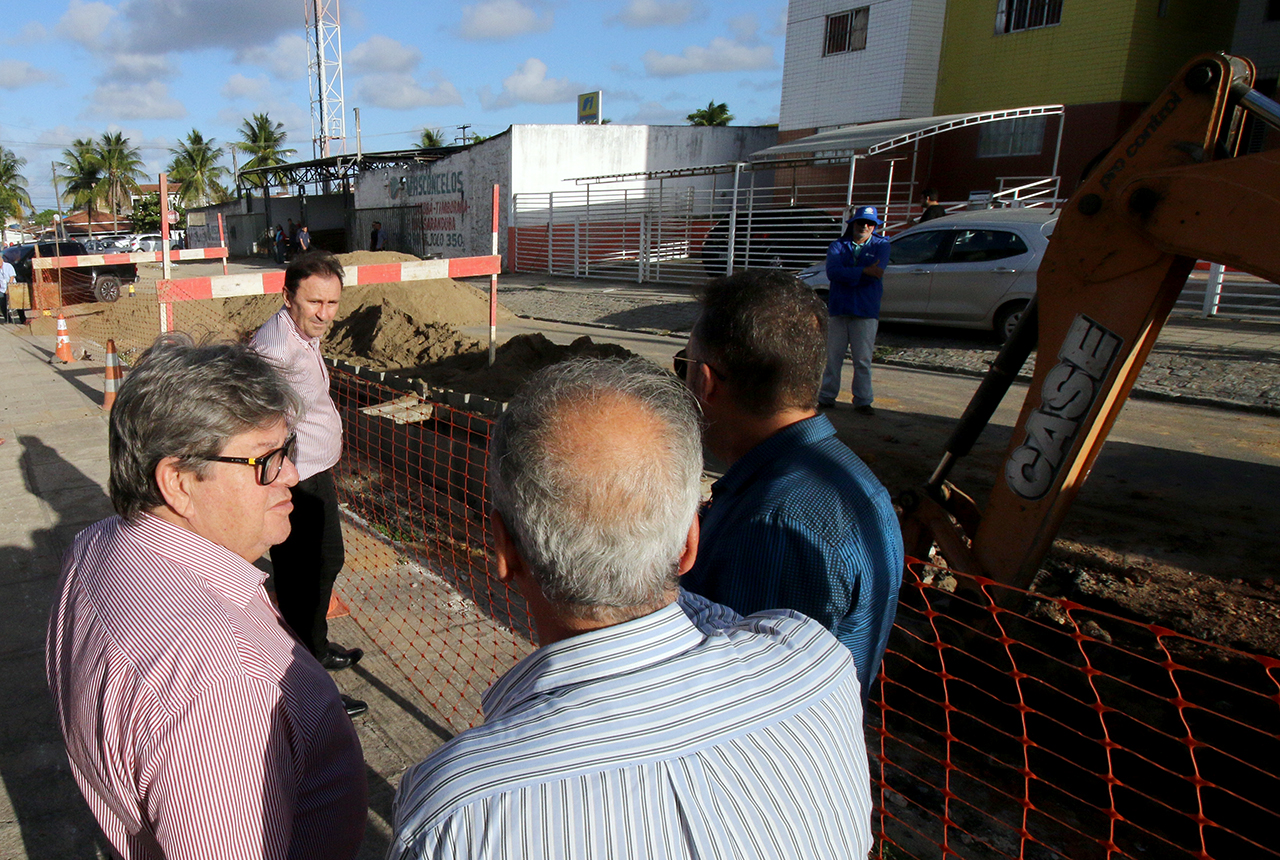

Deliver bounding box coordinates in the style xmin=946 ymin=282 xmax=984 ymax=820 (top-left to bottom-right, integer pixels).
xmin=847 ymin=205 xmax=883 ymax=226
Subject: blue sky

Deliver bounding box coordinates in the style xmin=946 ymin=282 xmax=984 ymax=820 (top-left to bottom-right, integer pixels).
xmin=0 ymin=0 xmax=789 ymax=214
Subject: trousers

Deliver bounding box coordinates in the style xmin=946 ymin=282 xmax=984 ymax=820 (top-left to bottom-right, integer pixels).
xmin=820 ymin=315 xmax=879 ymax=407
xmin=270 ymin=469 xmax=345 ymax=656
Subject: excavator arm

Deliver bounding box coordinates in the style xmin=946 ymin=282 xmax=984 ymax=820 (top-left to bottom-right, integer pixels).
xmin=902 ymin=53 xmax=1280 ymax=590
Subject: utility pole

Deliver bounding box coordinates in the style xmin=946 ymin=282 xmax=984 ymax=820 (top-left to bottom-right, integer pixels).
xmin=456 ymin=124 xmax=472 ymax=144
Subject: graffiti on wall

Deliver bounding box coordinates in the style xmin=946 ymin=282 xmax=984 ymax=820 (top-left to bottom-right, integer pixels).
xmin=390 ymin=170 xmax=469 ymax=255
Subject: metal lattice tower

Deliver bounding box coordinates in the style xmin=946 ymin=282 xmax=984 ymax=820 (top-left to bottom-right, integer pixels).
xmin=306 ymin=0 xmax=346 ymax=158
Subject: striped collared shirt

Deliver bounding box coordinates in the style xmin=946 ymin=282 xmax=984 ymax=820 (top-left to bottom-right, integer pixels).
xmin=251 ymin=307 xmax=343 ymax=480
xmin=46 ymin=514 xmax=367 ymax=860
xmin=389 ymin=591 xmax=872 ymax=859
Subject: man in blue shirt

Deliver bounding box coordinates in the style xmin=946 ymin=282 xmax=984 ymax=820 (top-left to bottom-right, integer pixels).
xmin=679 ymin=269 xmax=904 ymax=700
xmin=820 ymin=204 xmax=892 ymax=415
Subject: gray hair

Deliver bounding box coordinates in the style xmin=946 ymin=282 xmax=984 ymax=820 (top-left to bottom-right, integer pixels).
xmin=489 ymin=357 xmax=704 ymax=620
xmin=109 ymin=334 xmax=303 ymax=519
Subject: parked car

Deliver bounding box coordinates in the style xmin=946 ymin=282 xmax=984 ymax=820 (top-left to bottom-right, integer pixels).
xmin=2 ymin=240 xmax=137 ymax=304
xmin=698 ymin=206 xmax=843 ymax=276
xmin=797 ymin=208 xmax=1058 ymax=341
xmin=131 ymin=233 xmax=167 ymax=252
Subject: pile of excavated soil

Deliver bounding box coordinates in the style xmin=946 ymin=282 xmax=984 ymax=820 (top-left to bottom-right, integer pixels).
xmin=404 ymin=333 xmax=635 ymax=402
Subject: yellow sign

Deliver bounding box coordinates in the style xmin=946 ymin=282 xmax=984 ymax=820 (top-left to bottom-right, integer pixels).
xmin=577 ymin=91 xmax=602 ymax=124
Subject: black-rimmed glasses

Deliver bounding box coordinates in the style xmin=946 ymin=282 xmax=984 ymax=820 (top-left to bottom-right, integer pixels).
xmin=673 ymin=348 xmax=727 ymax=383
xmin=203 ymin=433 xmax=297 ymax=486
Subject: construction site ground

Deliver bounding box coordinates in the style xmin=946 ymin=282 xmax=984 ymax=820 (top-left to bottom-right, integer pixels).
xmin=2 ymin=258 xmax=1278 ymax=858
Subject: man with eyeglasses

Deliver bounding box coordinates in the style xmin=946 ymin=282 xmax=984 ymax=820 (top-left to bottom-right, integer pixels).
xmin=678 ymin=269 xmax=904 ymax=702
xmin=251 ymin=250 xmax=366 ymax=716
xmin=46 ymin=334 xmax=368 ymax=859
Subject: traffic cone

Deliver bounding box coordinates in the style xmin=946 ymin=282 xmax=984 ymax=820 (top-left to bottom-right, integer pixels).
xmin=103 ymin=339 xmax=123 ymax=411
xmin=54 ymin=314 xmax=74 ymax=363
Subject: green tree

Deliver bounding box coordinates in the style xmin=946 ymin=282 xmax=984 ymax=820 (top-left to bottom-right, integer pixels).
xmin=57 ymin=138 xmax=104 ymax=212
xmin=234 ymin=113 xmax=297 ymax=188
xmin=0 ymin=147 xmax=33 ymax=222
xmin=167 ymin=129 xmax=230 ymax=207
xmin=130 ymin=192 xmax=183 ymax=232
xmin=687 ymin=100 xmax=734 ymax=126
xmin=32 ymin=209 xmax=58 ymax=227
xmin=94 ymin=131 xmax=146 ymax=217
xmin=418 ymin=127 xmax=445 ymax=149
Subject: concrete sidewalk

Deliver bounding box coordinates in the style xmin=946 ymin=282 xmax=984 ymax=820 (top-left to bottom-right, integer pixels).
xmin=0 ymin=326 xmax=447 ymax=860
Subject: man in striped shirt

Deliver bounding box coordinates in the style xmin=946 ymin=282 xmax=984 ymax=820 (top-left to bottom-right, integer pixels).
xmin=390 ymin=358 xmax=873 ymax=859
xmin=46 ymin=335 xmax=367 ymax=859
xmin=678 ymin=269 xmax=904 ymax=701
xmin=252 ymin=251 xmax=366 ymax=713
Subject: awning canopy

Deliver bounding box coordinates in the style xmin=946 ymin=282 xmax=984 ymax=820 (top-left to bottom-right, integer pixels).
xmin=749 ymin=105 xmax=1065 ymax=160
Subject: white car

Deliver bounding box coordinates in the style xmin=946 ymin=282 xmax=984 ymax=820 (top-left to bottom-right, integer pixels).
xmin=798 ymin=208 xmax=1058 ymax=341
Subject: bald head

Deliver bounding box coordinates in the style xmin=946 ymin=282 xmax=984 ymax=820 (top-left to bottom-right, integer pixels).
xmin=489 ymin=358 xmax=703 ymax=621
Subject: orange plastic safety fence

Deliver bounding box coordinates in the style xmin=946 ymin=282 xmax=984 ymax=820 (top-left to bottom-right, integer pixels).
xmin=871 ymin=559 xmax=1280 ymax=860
xmin=329 ymin=367 xmax=535 ymax=733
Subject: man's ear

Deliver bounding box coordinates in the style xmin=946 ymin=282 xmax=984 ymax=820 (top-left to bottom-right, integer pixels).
xmin=676 ymin=516 xmax=700 ymax=577
xmin=155 ymin=457 xmax=196 ymax=518
xmin=490 ymin=509 xmax=528 ymax=584
xmin=694 ymin=359 xmax=722 ymax=403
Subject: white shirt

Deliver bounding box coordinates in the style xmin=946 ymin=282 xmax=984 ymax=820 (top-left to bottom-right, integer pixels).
xmin=0 ymin=260 xmax=14 ymax=294
xmin=251 ymin=307 xmax=343 ymax=479
xmin=390 ymin=591 xmax=873 ymax=859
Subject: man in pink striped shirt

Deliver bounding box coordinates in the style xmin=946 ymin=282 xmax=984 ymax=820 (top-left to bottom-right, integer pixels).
xmin=252 ymin=251 xmax=366 ymax=712
xmin=46 ymin=335 xmax=367 ymax=859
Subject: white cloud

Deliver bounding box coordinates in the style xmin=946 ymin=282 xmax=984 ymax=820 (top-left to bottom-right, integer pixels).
xmin=118 ymin=0 xmax=295 ymax=53
xmin=102 ymin=53 xmax=177 ymax=84
xmin=608 ymin=0 xmax=701 ymax=28
xmin=355 ymin=73 xmax=465 ymax=110
xmin=458 ymin=0 xmax=553 ymax=40
xmin=728 ymin=14 xmax=759 ymax=43
xmin=16 ymin=21 xmax=50 ymax=43
xmin=769 ymin=8 xmax=788 ymax=38
xmin=478 ymin=58 xmax=582 ymax=110
xmin=347 ymin=36 xmax=422 ymax=76
xmin=643 ymin=38 xmax=775 ymax=77
xmin=56 ymin=0 xmax=118 ymax=51
xmin=0 ymin=60 xmax=53 ymax=90
xmin=222 ymin=73 xmax=269 ymax=100
xmin=235 ymin=34 xmax=309 ymax=81
xmin=623 ymin=101 xmax=689 ymax=124
xmin=82 ymin=81 xmax=186 ymax=121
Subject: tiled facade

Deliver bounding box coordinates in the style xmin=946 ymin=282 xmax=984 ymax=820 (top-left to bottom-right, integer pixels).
xmin=780 ymin=0 xmax=947 ymax=131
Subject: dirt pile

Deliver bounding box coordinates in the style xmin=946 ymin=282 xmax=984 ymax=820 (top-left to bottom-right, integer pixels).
xmin=404 ymin=333 xmax=635 ymax=402
xmin=327 ymin=303 xmax=480 ymax=370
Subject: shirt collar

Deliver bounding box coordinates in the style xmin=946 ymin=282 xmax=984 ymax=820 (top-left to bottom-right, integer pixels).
xmin=481 ymin=600 xmax=705 ymax=722
xmin=279 ymin=306 xmax=320 ymax=347
xmin=126 ymin=512 xmax=268 ymax=607
xmin=711 ymin=413 xmax=836 ymax=500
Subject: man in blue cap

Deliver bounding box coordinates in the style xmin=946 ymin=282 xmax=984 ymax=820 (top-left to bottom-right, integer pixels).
xmin=819 ymin=205 xmax=891 ymax=415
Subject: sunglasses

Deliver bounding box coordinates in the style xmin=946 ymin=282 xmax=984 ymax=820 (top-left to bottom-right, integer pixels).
xmin=202 ymin=432 xmax=298 ymax=486
xmin=673 ymin=348 xmax=727 ymax=383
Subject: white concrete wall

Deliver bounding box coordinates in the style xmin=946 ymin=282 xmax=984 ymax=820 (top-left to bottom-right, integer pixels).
xmin=1233 ymin=0 xmax=1280 ymax=79
xmin=780 ymin=0 xmax=945 ymax=130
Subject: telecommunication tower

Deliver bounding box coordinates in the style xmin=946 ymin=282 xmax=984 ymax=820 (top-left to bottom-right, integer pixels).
xmin=306 ymin=0 xmax=347 ymax=158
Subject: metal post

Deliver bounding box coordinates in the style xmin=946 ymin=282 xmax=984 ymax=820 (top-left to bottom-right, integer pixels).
xmin=884 ymin=160 xmax=896 ymax=232
xmin=218 ymin=213 xmax=228 ymax=275
xmin=1202 ymin=263 xmax=1224 ymax=317
xmin=489 ymin=183 xmax=499 ymax=366
xmin=159 ymin=173 xmax=172 ymax=280
xmin=726 ymin=163 xmax=743 ymax=276
xmin=574 ymin=218 xmax=581 ymax=277
xmin=845 ymin=155 xmax=858 ymax=209
xmin=1051 ymin=112 xmax=1065 ymax=210
xmin=547 ymin=195 xmax=554 ymax=273
xmin=584 ymin=184 xmax=591 ymax=277
xmin=655 ymin=177 xmax=663 ymax=282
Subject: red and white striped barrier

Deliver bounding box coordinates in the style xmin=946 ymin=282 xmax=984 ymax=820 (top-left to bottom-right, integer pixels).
xmin=32 ymin=247 xmax=230 ymax=269
xmin=156 ymin=255 xmax=501 ymax=302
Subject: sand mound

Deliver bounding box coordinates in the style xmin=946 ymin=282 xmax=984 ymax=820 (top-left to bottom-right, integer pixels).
xmin=327 ymin=304 xmax=480 ymax=370
xmin=337 ymin=250 xmax=421 ymax=267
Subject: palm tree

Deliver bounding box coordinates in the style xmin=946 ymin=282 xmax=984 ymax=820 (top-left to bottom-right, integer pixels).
xmin=418 ymin=127 xmax=445 ymax=149
xmin=687 ymin=101 xmax=734 ymax=126
xmin=58 ymin=138 xmax=104 ymax=213
xmin=94 ymin=131 xmax=146 ymax=218
xmin=167 ymin=129 xmax=230 ymax=207
xmin=234 ymin=113 xmax=296 ymax=188
xmin=0 ymin=147 xmax=32 ymax=222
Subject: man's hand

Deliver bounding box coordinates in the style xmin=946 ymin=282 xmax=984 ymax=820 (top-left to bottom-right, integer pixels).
xmin=864 ymin=263 xmax=884 ymax=279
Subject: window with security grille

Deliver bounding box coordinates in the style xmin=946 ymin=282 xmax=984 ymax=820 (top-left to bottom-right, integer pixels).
xmin=824 ymin=7 xmax=870 ymax=55
xmin=978 ymin=116 xmax=1047 ymax=157
xmin=995 ymin=0 xmax=1063 ymax=33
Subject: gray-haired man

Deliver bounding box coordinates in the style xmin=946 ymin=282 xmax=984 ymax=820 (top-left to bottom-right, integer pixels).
xmin=46 ymin=335 xmax=367 ymax=859
xmin=389 ymin=357 xmax=873 ymax=859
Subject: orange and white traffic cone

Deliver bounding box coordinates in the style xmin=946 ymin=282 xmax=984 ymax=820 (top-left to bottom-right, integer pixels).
xmin=103 ymin=339 xmax=123 ymax=410
xmin=54 ymin=314 xmax=74 ymax=363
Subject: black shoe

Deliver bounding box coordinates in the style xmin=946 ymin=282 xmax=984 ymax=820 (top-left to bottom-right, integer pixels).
xmin=341 ymin=695 xmax=368 ymax=718
xmin=853 ymin=404 xmax=876 ymax=416
xmin=321 ymin=645 xmax=364 ymax=671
